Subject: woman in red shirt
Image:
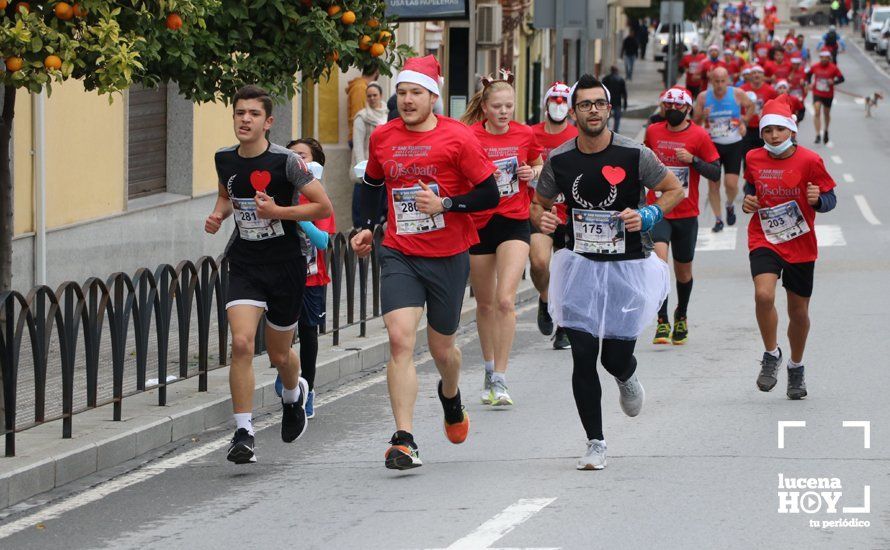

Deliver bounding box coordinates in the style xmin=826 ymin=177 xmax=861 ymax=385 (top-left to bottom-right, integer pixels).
xmin=460 ymin=74 xmax=543 ymax=407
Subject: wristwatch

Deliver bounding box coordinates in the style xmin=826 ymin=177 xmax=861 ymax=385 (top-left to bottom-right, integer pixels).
xmin=441 ymin=196 xmax=453 ymax=212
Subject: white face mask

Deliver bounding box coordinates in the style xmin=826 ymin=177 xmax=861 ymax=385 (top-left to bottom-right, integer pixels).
xmin=307 ymin=161 xmax=324 ymax=180
xmin=548 ymin=101 xmax=569 ymax=122
xmin=763 ymin=137 xmax=794 ymax=156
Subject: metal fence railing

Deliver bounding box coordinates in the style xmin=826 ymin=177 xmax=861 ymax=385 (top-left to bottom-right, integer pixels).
xmin=0 ymin=225 xmax=385 ymax=457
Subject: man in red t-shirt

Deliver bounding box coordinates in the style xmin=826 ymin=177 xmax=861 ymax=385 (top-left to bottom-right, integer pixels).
xmin=774 ymin=80 xmax=805 ymax=122
xmin=529 ymin=82 xmax=578 ymax=348
xmin=723 ymin=49 xmax=742 ymax=82
xmin=679 ymin=44 xmax=708 ymax=98
xmin=351 ymin=55 xmax=499 ymax=470
xmin=645 ymin=88 xmax=721 ymax=346
xmin=809 ymin=49 xmax=845 ymax=144
xmin=753 ymin=34 xmax=772 ymax=64
xmin=764 ymin=48 xmax=792 ymax=82
xmin=740 ymin=65 xmax=778 ymax=150
xmin=742 ymin=98 xmax=837 ymax=400
xmin=787 ymin=57 xmax=808 ymax=101
xmin=700 ymin=45 xmax=725 ymax=90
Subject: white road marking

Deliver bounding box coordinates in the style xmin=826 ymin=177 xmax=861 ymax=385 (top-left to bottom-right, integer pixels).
xmin=854 ymin=195 xmax=882 ymax=225
xmin=0 ymin=301 xmax=538 ymax=540
xmin=843 ymin=173 xmax=855 ymax=183
xmin=831 ymin=155 xmax=843 ymax=165
xmin=442 ymin=498 xmax=558 ymax=550
xmin=816 ymin=225 xmax=846 ymax=247
xmin=695 ymin=227 xmax=738 ymax=251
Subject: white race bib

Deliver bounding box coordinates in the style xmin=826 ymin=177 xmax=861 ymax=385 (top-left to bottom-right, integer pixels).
xmin=232 ymin=197 xmax=285 ymax=241
xmin=656 ymin=166 xmax=690 ymax=198
xmin=815 ymin=78 xmax=831 ymax=93
xmin=304 ymin=235 xmax=319 ymax=276
xmin=493 ymin=156 xmax=520 ymax=197
xmin=758 ymin=200 xmax=810 ymax=244
xmin=572 ymin=209 xmax=625 ymax=255
xmin=709 ymin=116 xmax=737 ymax=138
xmin=392 ymin=184 xmax=446 ymax=235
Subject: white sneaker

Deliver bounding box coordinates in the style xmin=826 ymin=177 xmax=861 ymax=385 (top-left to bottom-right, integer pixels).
xmin=490 ymin=378 xmax=513 ymax=406
xmin=616 ymin=373 xmax=644 ymax=417
xmin=577 ymin=439 xmax=607 ymax=470
xmin=481 ymin=370 xmax=493 ymax=404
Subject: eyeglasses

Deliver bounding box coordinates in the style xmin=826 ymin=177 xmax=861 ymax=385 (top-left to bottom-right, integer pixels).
xmin=574 ymin=99 xmax=611 ymax=112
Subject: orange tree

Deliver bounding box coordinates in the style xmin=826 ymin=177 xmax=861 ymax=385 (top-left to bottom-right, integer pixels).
xmin=0 ymin=0 xmax=410 ymax=290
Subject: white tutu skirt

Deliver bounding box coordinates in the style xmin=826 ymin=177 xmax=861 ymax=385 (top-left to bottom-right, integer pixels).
xmin=548 ymin=250 xmax=670 ymax=341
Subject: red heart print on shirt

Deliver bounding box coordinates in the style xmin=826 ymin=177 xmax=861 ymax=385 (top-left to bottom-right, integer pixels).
xmin=601 ymin=165 xmax=626 ymax=186
xmin=250 ymin=170 xmax=272 ymax=192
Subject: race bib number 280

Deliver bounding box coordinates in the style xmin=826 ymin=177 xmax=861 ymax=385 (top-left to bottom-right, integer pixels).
xmin=392 ymin=184 xmax=446 ymax=235
xmin=572 ymin=209 xmax=625 ymax=255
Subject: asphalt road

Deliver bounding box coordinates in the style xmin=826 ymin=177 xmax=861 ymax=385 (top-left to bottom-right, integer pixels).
xmin=1 ymin=30 xmax=888 ymax=550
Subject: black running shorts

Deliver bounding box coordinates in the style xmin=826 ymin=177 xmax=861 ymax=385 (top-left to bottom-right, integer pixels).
xmin=714 ymin=141 xmax=744 ymax=176
xmin=226 ymin=256 xmax=307 ymax=331
xmin=651 ymin=217 xmax=698 ymax=263
xmin=813 ymin=95 xmax=833 ymax=109
xmin=530 ymin=222 xmax=568 ymax=252
xmin=469 ymin=214 xmax=531 ymax=255
xmin=379 ymin=245 xmax=470 ymax=335
xmin=749 ymin=247 xmax=815 ymax=298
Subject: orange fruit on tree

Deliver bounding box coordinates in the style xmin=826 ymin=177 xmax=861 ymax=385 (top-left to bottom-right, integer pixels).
xmin=55 ymin=2 xmax=74 ymax=20
xmin=326 ymin=5 xmax=340 ymax=17
xmin=367 ymin=17 xmax=379 ymax=28
xmin=370 ymin=43 xmax=385 ymax=58
xmin=5 ymin=56 xmax=23 ymax=72
xmin=44 ymin=55 xmax=62 ymax=70
xmin=359 ymin=35 xmax=372 ymax=51
xmin=15 ymin=2 xmax=29 ymax=14
xmin=0 ymin=0 xmax=8 ymax=10
xmin=378 ymin=30 xmax=392 ymax=45
xmin=327 ymin=50 xmax=339 ymax=63
xmin=166 ymin=12 xmax=183 ymax=30
xmin=341 ymin=10 xmax=355 ymax=25
xmin=72 ymin=3 xmax=86 ymax=17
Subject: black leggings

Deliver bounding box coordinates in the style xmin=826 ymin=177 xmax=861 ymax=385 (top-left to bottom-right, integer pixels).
xmin=565 ymin=328 xmax=638 ymax=441
xmin=298 ymin=321 xmax=318 ymax=391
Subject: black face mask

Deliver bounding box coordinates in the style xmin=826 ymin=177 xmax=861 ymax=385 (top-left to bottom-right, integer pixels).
xmin=665 ymin=109 xmax=687 ymax=126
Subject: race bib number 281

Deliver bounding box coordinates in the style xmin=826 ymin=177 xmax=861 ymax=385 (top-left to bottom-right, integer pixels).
xmin=232 ymin=197 xmax=285 ymax=241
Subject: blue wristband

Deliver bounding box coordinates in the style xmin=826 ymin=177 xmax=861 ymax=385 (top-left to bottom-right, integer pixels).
xmin=638 ymin=204 xmax=664 ymax=232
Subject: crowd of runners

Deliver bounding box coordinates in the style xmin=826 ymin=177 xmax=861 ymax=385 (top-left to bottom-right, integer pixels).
xmin=201 ymin=2 xmax=842 ymax=471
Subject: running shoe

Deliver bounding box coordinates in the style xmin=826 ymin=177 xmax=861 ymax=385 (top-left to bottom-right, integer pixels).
xmin=537 ymin=298 xmax=554 ymax=336
xmin=823 ymin=131 xmax=829 ymax=144
xmin=671 ymin=316 xmax=688 ymax=345
xmin=481 ymin=370 xmax=493 ymax=404
xmin=305 ymin=390 xmax=316 ymax=419
xmin=712 ymin=219 xmax=724 ymax=233
xmin=653 ymin=320 xmax=671 ymax=344
xmin=489 ymin=377 xmax=514 ymax=407
xmin=756 ymin=348 xmax=783 ymax=392
xmin=726 ymin=205 xmax=736 ymax=226
xmin=616 ymin=373 xmax=645 ymax=417
xmin=385 ymin=431 xmax=422 ymax=470
xmin=786 ymin=366 xmax=807 ymax=400
xmin=281 ymin=377 xmax=309 ymax=443
xmin=577 ymin=439 xmax=607 ymax=470
xmin=814 ymin=135 xmax=821 ymax=144
xmin=553 ymin=327 xmax=571 ymax=350
xmin=438 ymin=381 xmax=470 ymax=443
xmin=226 ymin=428 xmax=256 ymax=464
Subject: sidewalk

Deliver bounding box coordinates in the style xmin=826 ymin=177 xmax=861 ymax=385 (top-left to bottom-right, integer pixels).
xmin=0 ymin=281 xmax=538 ymax=509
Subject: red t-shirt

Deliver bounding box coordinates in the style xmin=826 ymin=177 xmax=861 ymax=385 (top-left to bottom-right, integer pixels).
xmin=754 ymin=42 xmax=772 ymax=63
xmin=299 ymin=194 xmax=337 ymax=287
xmin=723 ymin=57 xmax=742 ymax=81
xmin=470 ymin=121 xmax=543 ymax=227
xmin=365 ymin=115 xmax=496 ymax=258
xmin=779 ymin=92 xmax=805 ymax=115
xmin=787 ymin=68 xmax=808 ymax=99
xmin=764 ymin=59 xmax=792 ymax=81
xmin=744 ymin=146 xmax=836 ymax=263
xmin=809 ymin=62 xmax=843 ymax=98
xmin=700 ymin=58 xmax=726 ymax=90
xmin=680 ymin=52 xmax=708 ymax=88
xmin=740 ymin=83 xmax=778 ymax=129
xmin=530 ymin=121 xmax=578 ymax=224
xmin=644 ymin=121 xmax=720 ymax=219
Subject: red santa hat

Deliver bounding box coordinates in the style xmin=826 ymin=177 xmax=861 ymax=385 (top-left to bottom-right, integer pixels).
xmin=759 ymin=97 xmax=798 ymax=134
xmin=394 ymin=55 xmax=442 ymax=96
xmin=774 ymin=79 xmax=790 ymax=91
xmin=543 ymin=81 xmax=573 ymax=108
xmin=749 ymin=64 xmax=765 ymax=73
xmin=660 ymin=87 xmax=693 ymax=106
xmin=818 ymin=48 xmax=832 ymax=58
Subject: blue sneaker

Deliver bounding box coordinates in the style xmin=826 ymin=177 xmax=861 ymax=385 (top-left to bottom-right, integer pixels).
xmin=305 ymin=390 xmax=315 ymax=419
xmin=274 ymin=374 xmax=283 ymax=398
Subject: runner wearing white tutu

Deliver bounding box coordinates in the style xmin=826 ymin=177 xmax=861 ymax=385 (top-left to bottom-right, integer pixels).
xmin=531 ymin=74 xmax=685 ymax=471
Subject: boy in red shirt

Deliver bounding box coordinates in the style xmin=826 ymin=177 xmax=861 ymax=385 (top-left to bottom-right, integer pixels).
xmin=742 ymin=98 xmax=837 ymax=400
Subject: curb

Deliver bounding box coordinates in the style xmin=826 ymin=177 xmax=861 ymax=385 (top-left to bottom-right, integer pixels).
xmin=0 ymin=282 xmax=540 ymax=509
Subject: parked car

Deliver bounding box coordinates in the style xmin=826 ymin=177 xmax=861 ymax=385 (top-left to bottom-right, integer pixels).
xmin=790 ymin=0 xmax=831 ymax=26
xmin=654 ymin=21 xmax=701 ymax=62
xmin=865 ymin=7 xmax=890 ymax=51
xmin=878 ymin=18 xmax=890 ymax=57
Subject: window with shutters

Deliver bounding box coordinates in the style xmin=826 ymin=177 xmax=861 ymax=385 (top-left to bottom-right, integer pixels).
xmin=128 ymin=85 xmax=168 ymax=199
